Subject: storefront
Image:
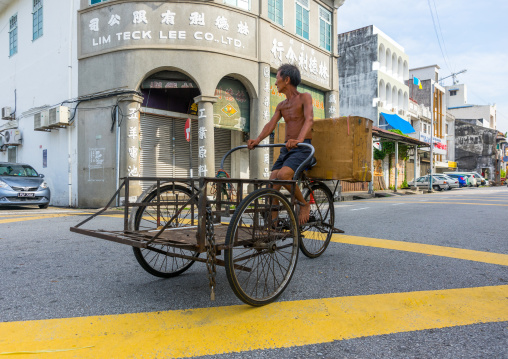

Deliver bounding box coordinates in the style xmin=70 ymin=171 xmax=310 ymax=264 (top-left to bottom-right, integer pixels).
xmin=76 ymin=0 xmax=339 ymax=206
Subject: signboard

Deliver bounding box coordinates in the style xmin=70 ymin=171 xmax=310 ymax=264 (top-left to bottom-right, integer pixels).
xmin=80 ymin=3 xmax=257 ymax=58
xmin=269 ymin=73 xmax=325 ymax=119
xmin=185 ymin=118 xmax=191 ymax=142
xmin=141 ymin=80 xmax=196 ymax=89
xmin=42 ymin=149 xmax=47 ymax=168
xmin=418 ymin=133 xmax=447 ymax=155
xmin=448 ymin=161 xmax=457 ymax=168
xmin=212 ymin=78 xmax=249 ymax=132
xmin=269 ymin=28 xmax=332 ymax=87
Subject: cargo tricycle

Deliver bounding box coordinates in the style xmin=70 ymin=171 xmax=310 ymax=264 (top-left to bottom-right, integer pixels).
xmin=71 ymin=143 xmax=341 ymax=306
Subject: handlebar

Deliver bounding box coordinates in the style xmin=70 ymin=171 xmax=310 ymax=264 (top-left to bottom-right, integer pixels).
xmin=220 ymin=143 xmax=315 ymax=181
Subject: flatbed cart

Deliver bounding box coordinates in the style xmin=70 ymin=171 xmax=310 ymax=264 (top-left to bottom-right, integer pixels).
xmin=70 ymin=143 xmax=343 ymax=306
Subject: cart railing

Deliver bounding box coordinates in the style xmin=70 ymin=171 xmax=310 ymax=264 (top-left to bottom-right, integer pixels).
xmin=220 ymin=143 xmax=315 ymax=180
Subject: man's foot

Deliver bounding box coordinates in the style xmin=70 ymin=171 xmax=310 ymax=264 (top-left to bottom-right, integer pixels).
xmin=298 ymin=202 xmax=311 ymax=225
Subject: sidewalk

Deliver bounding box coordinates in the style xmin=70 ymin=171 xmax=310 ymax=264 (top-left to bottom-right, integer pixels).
xmin=340 ymin=188 xmax=424 ymax=202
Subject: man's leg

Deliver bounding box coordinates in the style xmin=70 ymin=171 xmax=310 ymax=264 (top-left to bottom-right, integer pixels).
xmin=272 ymin=166 xmax=310 ymax=225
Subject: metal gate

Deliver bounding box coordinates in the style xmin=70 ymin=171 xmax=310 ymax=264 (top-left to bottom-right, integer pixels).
xmin=140 ymin=112 xmax=231 ymax=190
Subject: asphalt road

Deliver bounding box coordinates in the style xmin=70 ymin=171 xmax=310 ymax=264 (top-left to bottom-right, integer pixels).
xmin=0 ymin=186 xmax=507 ymax=358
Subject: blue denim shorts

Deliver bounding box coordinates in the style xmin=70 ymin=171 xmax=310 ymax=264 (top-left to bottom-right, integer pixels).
xmin=272 ymin=139 xmax=312 ymax=172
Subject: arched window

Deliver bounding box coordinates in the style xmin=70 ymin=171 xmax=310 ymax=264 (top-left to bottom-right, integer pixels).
xmin=379 ymin=44 xmax=386 ymax=72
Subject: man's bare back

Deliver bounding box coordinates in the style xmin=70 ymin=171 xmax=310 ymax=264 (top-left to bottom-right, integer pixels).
xmin=247 ymin=64 xmax=314 ymax=225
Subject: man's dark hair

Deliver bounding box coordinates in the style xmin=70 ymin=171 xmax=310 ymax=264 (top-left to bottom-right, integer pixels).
xmin=278 ymin=64 xmax=301 ymax=87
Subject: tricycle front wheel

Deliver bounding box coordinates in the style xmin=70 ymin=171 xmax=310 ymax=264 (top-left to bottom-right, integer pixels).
xmin=224 ymin=188 xmax=299 ymax=306
xmin=132 ymin=185 xmax=199 ymax=278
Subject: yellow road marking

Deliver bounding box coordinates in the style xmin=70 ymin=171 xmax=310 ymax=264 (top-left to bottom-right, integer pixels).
xmin=0 ymin=213 xmax=91 ymax=224
xmin=0 ymin=285 xmax=506 ymax=358
xmin=329 ymin=234 xmax=508 ymax=266
xmin=362 ymin=200 xmax=508 ymax=206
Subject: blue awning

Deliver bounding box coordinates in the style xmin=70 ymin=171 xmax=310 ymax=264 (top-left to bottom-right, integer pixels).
xmin=379 ymin=113 xmax=416 ymax=134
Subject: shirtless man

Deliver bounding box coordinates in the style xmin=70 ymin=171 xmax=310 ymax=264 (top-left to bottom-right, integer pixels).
xmin=247 ymin=64 xmax=313 ymax=225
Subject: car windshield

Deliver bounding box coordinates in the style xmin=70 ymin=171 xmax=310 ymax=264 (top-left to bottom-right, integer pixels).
xmin=0 ymin=164 xmax=39 ymax=177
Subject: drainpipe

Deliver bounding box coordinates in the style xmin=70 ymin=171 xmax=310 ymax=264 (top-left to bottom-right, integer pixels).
xmin=67 ymin=0 xmax=75 ymax=207
xmin=116 ymin=106 xmax=120 ymax=206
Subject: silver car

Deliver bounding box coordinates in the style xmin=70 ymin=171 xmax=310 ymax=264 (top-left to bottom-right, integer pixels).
xmin=0 ymin=162 xmax=51 ymax=208
xmin=440 ymin=174 xmax=459 ymax=190
xmin=408 ymin=175 xmax=449 ymax=191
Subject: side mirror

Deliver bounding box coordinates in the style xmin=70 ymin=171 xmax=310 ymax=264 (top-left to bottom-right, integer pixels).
xmin=39 ymin=173 xmax=45 ymax=178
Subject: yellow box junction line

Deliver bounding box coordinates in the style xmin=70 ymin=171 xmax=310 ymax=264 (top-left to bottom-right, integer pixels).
xmin=0 ymin=285 xmax=507 ymax=358
xmin=325 ymin=233 xmax=508 ymax=267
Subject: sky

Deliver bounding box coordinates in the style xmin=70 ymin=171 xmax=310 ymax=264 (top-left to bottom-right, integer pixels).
xmin=336 ymin=0 xmax=508 ymax=134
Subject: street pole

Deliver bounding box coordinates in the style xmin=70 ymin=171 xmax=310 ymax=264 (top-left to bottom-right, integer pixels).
xmin=429 ymin=81 xmax=434 ymax=192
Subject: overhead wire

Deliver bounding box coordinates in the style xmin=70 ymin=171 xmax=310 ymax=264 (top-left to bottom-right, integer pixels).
xmin=427 ymin=0 xmax=453 ymax=76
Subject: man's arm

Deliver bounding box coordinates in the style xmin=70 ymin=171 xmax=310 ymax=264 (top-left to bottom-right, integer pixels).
xmin=286 ymin=93 xmax=314 ymax=149
xmin=247 ymin=104 xmax=283 ymax=149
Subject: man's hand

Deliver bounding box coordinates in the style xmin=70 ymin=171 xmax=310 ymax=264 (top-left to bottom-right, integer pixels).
xmin=247 ymin=138 xmax=260 ymax=150
xmin=286 ymin=139 xmax=300 ymax=150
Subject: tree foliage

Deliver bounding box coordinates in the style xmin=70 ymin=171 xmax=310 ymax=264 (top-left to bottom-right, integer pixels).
xmin=373 ymin=129 xmax=411 ymax=161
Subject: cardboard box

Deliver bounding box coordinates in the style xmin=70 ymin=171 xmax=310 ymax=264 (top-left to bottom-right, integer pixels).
xmin=273 ymin=116 xmax=372 ymax=182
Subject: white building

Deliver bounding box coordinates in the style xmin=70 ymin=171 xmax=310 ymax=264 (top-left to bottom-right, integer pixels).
xmin=338 ymin=25 xmax=410 ymax=127
xmin=0 ymin=0 xmax=79 ymax=206
xmin=445 ymin=83 xmax=497 ymax=129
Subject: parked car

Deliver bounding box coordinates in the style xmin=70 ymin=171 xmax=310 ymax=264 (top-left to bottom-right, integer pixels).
xmin=466 ymin=174 xmax=477 ymax=187
xmin=444 ymin=172 xmax=479 ymax=187
xmin=0 ymin=162 xmax=50 ymax=209
xmin=445 ymin=173 xmax=467 ymax=187
xmin=440 ymin=174 xmax=459 ymax=190
xmin=408 ymin=175 xmax=449 ymax=191
xmin=472 ymin=172 xmax=487 ymax=186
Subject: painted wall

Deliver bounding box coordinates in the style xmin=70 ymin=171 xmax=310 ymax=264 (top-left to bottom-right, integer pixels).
xmin=455 ymin=120 xmax=497 ymax=181
xmin=0 ymin=0 xmax=79 ymax=206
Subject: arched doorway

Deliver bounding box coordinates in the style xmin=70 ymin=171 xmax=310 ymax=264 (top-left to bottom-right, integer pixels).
xmin=138 ymin=70 xmax=202 ymax=189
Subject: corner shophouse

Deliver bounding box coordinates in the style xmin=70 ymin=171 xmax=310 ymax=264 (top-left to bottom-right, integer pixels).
xmin=1 ymin=0 xmax=342 ymax=207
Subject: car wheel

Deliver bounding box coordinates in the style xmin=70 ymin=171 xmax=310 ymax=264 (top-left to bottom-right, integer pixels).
xmin=432 ymin=185 xmax=439 ymax=191
xmin=39 ymin=204 xmax=49 ymax=209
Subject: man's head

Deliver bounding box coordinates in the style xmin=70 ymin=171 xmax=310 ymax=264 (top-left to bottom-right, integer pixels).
xmin=277 ymin=64 xmax=301 ymax=87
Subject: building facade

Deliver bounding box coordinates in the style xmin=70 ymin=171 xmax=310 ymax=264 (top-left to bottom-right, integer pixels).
xmin=445 ymin=83 xmax=497 ymax=130
xmin=408 ymin=65 xmax=454 ymax=174
xmin=337 ymin=25 xmax=410 ymax=126
xmin=1 ymin=0 xmax=343 ymax=207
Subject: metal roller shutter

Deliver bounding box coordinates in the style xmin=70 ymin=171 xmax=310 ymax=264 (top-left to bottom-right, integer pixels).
xmin=140 ymin=113 xmax=232 ymax=189
xmin=139 ymin=113 xmax=174 ymax=190
xmin=214 ymin=127 xmax=231 ymax=175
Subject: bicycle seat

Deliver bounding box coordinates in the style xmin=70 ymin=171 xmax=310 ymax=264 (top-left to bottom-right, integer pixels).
xmin=305 ymin=157 xmax=317 ymax=170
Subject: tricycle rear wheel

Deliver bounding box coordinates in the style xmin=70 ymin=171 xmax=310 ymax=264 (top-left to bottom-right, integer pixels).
xmin=300 ymin=181 xmax=335 ymax=258
xmin=224 ymin=188 xmax=299 ymax=306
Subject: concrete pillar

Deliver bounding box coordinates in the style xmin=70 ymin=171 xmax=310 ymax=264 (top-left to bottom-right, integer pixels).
xmin=250 ymin=62 xmax=271 ymax=179
xmin=325 ymin=90 xmax=339 ymax=118
xmin=193 ymin=95 xmax=218 ymax=177
xmin=118 ymin=94 xmax=144 ymax=201
xmin=414 ymin=145 xmax=418 ymax=184
xmin=394 ymin=141 xmax=398 ymax=192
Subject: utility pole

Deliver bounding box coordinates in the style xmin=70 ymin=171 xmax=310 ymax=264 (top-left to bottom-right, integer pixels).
xmin=429 ymin=81 xmax=434 ymax=192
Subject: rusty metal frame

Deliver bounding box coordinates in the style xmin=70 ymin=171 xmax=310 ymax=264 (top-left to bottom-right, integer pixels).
xmin=70 ymin=176 xmax=298 ymax=254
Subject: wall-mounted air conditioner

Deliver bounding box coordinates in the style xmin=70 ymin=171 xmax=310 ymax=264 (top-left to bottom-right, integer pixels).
xmin=377 ymin=101 xmax=385 ymax=108
xmin=1 ymin=107 xmax=12 ymax=120
xmin=34 ymin=110 xmax=50 ymax=131
xmin=2 ymin=129 xmax=22 ymax=145
xmin=48 ymin=106 xmax=69 ymax=127
xmin=398 ymin=109 xmax=406 ymax=116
